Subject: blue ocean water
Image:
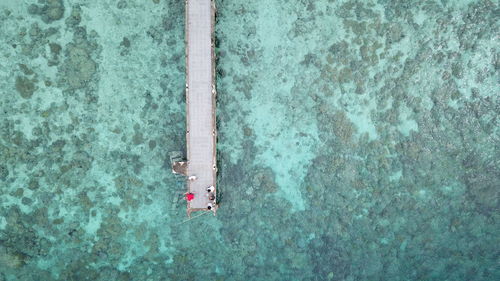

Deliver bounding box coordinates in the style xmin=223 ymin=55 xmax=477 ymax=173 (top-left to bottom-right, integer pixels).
xmin=0 ymin=0 xmax=498 ymax=280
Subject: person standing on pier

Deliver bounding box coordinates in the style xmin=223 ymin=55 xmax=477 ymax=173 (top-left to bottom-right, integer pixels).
xmin=185 ymin=192 xmax=195 ymax=201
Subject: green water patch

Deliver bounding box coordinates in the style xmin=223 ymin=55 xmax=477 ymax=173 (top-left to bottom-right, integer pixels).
xmin=0 ymin=0 xmax=185 ymax=279
xmin=0 ymin=0 xmax=498 ymax=280
xmin=215 ymin=0 xmax=499 ymax=280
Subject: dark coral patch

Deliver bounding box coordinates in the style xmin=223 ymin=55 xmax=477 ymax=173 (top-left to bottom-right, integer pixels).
xmin=15 ymin=76 xmax=36 ymax=99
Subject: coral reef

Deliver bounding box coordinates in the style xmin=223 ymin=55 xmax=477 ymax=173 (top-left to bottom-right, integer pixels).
xmin=0 ymin=0 xmax=184 ymax=279
xmin=28 ymin=0 xmax=65 ymax=24
xmin=0 ymin=0 xmax=497 ymax=280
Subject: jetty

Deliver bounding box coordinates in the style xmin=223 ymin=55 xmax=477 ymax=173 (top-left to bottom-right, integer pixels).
xmin=172 ymin=0 xmax=217 ymax=216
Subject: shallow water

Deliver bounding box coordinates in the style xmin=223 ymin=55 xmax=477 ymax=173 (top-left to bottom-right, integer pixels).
xmin=0 ymin=0 xmax=498 ymax=280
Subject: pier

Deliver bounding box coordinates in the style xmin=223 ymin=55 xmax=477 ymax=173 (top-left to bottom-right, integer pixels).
xmin=175 ymin=0 xmax=217 ymax=215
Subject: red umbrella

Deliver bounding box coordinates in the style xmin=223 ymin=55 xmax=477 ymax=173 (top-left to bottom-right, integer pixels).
xmin=185 ymin=193 xmax=195 ymax=201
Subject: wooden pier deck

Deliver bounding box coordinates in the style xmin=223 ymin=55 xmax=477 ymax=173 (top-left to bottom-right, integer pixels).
xmin=184 ymin=0 xmax=217 ymax=215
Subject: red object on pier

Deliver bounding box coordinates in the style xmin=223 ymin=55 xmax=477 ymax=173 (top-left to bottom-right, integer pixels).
xmin=185 ymin=193 xmax=195 ymax=201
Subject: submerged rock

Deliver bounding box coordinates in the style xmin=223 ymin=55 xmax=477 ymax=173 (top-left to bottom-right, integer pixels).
xmin=59 ymin=44 xmax=97 ymax=90
xmin=15 ymin=76 xmax=36 ymax=99
xmin=0 ymin=247 xmax=27 ymax=269
xmin=28 ymin=0 xmax=65 ymax=24
xmin=0 ymin=165 xmax=8 ymax=181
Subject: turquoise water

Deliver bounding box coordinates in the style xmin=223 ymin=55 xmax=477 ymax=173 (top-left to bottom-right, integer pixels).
xmin=0 ymin=0 xmax=498 ymax=280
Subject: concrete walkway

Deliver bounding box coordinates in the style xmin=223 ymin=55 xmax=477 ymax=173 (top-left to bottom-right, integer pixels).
xmin=185 ymin=0 xmax=217 ymax=214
